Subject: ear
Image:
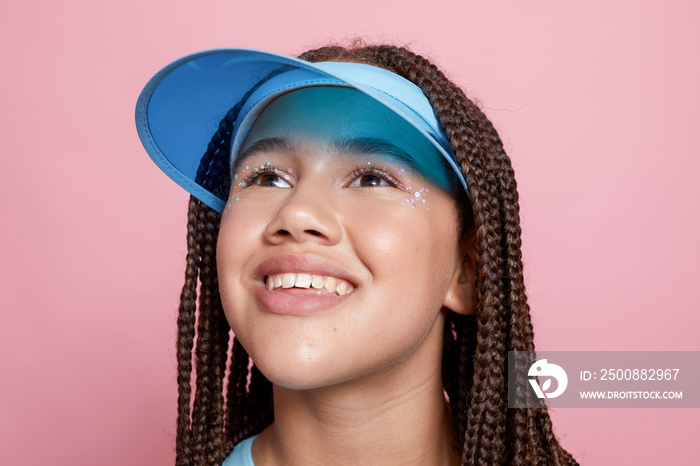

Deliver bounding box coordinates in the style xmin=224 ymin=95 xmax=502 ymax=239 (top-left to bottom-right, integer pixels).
xmin=442 ymin=234 xmax=476 ymax=315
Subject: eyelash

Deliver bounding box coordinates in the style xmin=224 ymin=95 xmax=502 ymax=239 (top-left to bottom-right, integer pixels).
xmin=237 ymin=164 xmax=403 ymax=188
xmin=348 ymin=164 xmax=402 ymax=188
xmin=240 ymin=166 xmax=288 ymax=187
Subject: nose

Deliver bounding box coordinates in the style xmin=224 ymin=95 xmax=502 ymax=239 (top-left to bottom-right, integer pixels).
xmin=263 ymin=181 xmax=343 ymax=246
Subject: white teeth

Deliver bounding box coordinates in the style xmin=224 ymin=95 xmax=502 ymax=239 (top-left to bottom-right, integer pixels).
xmin=265 ymin=273 xmax=354 ymax=296
xmin=311 ymin=275 xmax=324 ymax=289
xmin=324 ymin=277 xmax=336 ymax=293
xmin=295 ymin=273 xmax=312 ymax=288
xmin=282 ymin=273 xmax=295 ymax=288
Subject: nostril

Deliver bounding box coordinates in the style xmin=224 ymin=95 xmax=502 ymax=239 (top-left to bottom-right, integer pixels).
xmin=306 ymin=229 xmax=323 ymax=237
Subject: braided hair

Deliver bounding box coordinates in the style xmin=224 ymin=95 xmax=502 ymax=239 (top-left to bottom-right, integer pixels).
xmin=173 ymin=42 xmax=578 ymax=465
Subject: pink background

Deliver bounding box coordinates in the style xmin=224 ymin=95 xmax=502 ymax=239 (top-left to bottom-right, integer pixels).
xmin=2 ymin=0 xmax=698 ymax=464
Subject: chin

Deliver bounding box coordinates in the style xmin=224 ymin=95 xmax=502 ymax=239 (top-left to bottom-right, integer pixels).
xmin=255 ymin=350 xmax=383 ymax=392
xmin=256 ymin=362 xmax=342 ymax=391
xmin=249 ymin=344 xmax=341 ymax=390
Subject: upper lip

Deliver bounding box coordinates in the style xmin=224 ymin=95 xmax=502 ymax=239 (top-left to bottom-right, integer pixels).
xmin=255 ymin=254 xmax=358 ymax=287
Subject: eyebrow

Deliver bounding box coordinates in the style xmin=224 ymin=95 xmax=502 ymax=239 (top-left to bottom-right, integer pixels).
xmin=234 ymin=136 xmax=421 ymax=173
xmin=234 ymin=137 xmax=295 ymax=172
xmin=332 ymin=137 xmax=421 ymax=172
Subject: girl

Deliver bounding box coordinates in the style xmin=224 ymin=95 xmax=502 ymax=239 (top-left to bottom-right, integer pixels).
xmin=136 ymin=42 xmax=577 ymax=465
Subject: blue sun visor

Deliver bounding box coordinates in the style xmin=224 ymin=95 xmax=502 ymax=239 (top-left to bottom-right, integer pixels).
xmin=135 ymin=48 xmax=467 ymax=212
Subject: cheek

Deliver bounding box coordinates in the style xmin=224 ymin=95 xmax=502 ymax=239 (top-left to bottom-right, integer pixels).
xmin=348 ymin=198 xmax=459 ymax=290
xmin=219 ymin=203 xmax=267 ymax=245
xmin=216 ymin=207 xmax=267 ymax=326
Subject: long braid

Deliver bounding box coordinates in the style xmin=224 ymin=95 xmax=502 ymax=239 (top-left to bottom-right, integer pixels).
xmin=175 ymin=197 xmax=200 ymax=465
xmin=225 ymin=338 xmax=251 ymax=448
xmin=190 ymin=205 xmax=215 ymax=461
xmin=174 ymin=41 xmax=577 ymax=465
xmin=459 ymin=107 xmax=508 ymax=466
xmin=488 ymin=115 xmax=536 ymax=465
xmin=195 ymin=205 xmax=229 ymax=464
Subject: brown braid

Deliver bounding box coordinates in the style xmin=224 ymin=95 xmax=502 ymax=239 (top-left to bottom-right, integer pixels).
xmin=173 ymin=41 xmax=578 ymax=465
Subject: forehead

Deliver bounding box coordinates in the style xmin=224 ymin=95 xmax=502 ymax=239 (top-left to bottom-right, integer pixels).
xmin=239 ymin=87 xmax=454 ymax=191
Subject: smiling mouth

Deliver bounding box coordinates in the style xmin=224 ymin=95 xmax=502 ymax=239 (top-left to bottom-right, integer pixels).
xmin=265 ymin=273 xmax=356 ymax=296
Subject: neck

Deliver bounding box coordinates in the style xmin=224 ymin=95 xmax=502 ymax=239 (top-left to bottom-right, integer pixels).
xmin=251 ymin=321 xmax=460 ymax=465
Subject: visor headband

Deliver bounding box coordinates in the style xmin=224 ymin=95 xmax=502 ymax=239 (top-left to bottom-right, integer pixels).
xmin=135 ymin=49 xmax=469 ymax=213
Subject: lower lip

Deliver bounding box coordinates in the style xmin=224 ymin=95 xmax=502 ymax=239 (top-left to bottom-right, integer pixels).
xmin=253 ymin=282 xmax=352 ymax=315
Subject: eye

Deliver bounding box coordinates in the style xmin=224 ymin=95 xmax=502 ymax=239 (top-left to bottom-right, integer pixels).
xmin=350 ymin=174 xmax=390 ymax=187
xmin=348 ymin=166 xmax=399 ymax=188
xmin=255 ymin=172 xmax=291 ymax=188
xmin=240 ymin=167 xmax=292 ymax=188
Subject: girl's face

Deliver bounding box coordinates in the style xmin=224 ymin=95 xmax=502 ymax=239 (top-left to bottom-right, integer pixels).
xmin=217 ymin=88 xmax=471 ymax=390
